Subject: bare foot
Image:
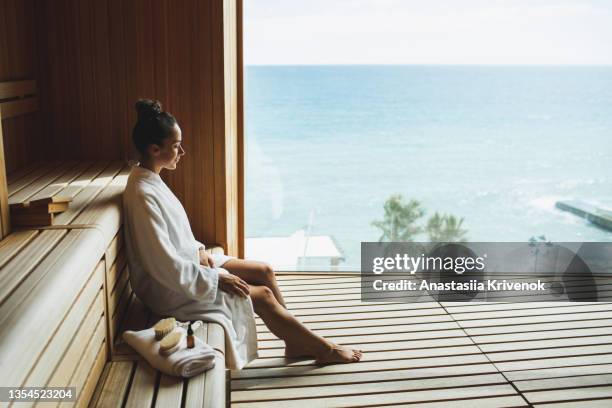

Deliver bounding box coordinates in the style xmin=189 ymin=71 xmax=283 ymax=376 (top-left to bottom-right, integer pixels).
xmin=284 ymin=344 xmax=313 ymax=359
xmin=315 ymin=344 xmax=363 ymax=364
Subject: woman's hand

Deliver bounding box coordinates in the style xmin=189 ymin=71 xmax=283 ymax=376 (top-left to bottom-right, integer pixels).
xmin=218 ymin=273 xmax=250 ymax=298
xmin=199 ymin=249 xmax=215 ymax=268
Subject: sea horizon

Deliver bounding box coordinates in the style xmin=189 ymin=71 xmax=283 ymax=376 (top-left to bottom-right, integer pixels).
xmin=244 ymin=64 xmax=612 ymax=270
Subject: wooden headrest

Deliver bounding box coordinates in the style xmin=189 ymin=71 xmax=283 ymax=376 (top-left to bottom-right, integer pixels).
xmin=0 ymin=80 xmax=38 ymax=120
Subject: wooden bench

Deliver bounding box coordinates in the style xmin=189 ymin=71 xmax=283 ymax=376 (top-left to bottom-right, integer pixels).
xmin=0 ymin=160 xmax=129 ymax=407
xmin=0 ymin=161 xmax=228 ymax=407
xmin=90 ymin=246 xmax=228 ymax=408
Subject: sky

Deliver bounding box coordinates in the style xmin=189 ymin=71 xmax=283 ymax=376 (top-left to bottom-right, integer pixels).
xmin=243 ymin=0 xmax=612 ymax=65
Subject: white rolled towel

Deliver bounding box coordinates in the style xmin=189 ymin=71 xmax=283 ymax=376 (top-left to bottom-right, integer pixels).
xmin=122 ymin=323 xmax=216 ymax=378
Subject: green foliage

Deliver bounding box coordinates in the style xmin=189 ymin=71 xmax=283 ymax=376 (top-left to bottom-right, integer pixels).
xmin=371 ymin=194 xmax=424 ymax=242
xmin=372 ymin=194 xmax=469 ymax=242
xmin=426 ymin=212 xmax=468 ymax=243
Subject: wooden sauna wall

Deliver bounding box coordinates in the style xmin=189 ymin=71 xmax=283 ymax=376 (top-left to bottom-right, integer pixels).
xmin=0 ymin=0 xmax=41 ymax=173
xmin=34 ymin=0 xmax=242 ymax=255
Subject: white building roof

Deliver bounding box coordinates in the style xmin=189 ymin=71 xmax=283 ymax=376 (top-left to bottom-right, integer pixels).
xmin=245 ymin=230 xmax=344 ymax=270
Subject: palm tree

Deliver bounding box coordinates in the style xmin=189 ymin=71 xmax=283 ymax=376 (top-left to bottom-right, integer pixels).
xmin=426 ymin=212 xmax=468 ymax=242
xmin=372 ymin=194 xmax=424 ymax=242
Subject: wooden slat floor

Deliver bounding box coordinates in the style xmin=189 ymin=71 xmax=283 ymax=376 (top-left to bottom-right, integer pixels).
xmin=231 ymin=274 xmax=612 ymax=407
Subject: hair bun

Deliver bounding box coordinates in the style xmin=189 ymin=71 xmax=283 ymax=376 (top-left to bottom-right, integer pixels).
xmin=135 ymin=99 xmax=162 ymax=121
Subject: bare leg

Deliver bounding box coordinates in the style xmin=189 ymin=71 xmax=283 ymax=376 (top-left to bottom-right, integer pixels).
xmin=249 ymin=285 xmax=362 ymax=364
xmin=222 ymin=259 xmax=286 ymax=308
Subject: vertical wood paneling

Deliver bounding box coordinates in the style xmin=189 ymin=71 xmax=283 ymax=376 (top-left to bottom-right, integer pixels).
xmin=0 ymin=0 xmax=40 ymax=172
xmin=34 ymin=0 xmax=242 ymax=253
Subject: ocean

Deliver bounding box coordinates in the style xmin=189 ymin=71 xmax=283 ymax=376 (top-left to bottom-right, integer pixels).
xmin=244 ymin=65 xmax=612 ymax=270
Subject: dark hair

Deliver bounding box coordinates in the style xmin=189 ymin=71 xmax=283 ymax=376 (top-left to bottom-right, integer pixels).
xmin=132 ymin=99 xmax=177 ymax=156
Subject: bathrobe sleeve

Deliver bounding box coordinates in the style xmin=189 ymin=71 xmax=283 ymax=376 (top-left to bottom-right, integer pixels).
xmin=135 ymin=194 xmax=219 ymax=303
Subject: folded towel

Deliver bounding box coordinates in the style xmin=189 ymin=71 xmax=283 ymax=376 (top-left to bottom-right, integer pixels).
xmin=122 ymin=322 xmax=216 ymax=378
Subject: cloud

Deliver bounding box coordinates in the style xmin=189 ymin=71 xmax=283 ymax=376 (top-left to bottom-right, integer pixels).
xmin=244 ymin=0 xmax=612 ymax=65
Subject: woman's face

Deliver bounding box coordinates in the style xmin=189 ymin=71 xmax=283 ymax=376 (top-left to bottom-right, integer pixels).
xmin=151 ymin=123 xmax=185 ymax=170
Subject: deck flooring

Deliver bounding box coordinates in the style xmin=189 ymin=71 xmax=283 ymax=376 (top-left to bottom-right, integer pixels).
xmin=231 ymin=273 xmax=612 ymax=407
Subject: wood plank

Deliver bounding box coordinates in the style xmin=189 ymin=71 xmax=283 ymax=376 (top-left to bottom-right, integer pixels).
xmin=449 ymin=304 xmax=612 ymax=321
xmin=0 ymin=229 xmax=66 ymax=305
xmin=231 ymin=384 xmax=519 ymax=408
xmin=112 ymin=293 xmax=151 ymax=359
xmin=257 ymin=337 xmax=474 ymax=358
xmin=48 ymin=315 xmax=106 ymax=389
xmin=505 ymin=364 xmax=612 ymax=382
xmin=514 ymin=374 xmax=612 ymax=392
xmin=382 ymin=395 xmax=528 ymax=408
xmin=49 ymin=161 xmax=107 ymax=203
xmin=486 ymin=344 xmax=612 ymax=363
xmin=533 ymin=400 xmax=612 ymax=408
xmin=204 ymin=322 xmax=226 ymax=408
xmin=53 ymin=161 xmax=121 ymax=225
xmin=456 ymin=311 xmax=612 ymax=329
xmin=256 ymin=314 xmax=453 ymax=335
xmin=24 ymin=277 xmax=104 ymax=387
xmin=8 ymin=161 xmax=77 ymax=204
xmin=463 ymin=317 xmax=612 ymax=336
xmin=257 ymin=321 xmax=460 ymax=341
xmin=0 ymin=97 xmax=38 ymax=119
xmin=107 ymin=249 xmax=127 ymax=294
xmin=183 ymin=324 xmax=209 ymax=408
xmin=443 ymin=301 xmax=601 ymax=313
xmin=479 ymin=335 xmax=612 ymax=353
xmin=65 ymin=341 xmax=107 ymax=408
xmin=0 ymin=229 xmax=38 ymax=269
xmin=154 ymin=375 xmax=183 ymax=408
xmin=72 ymin=341 xmax=108 ymax=408
xmin=257 ymin=306 xmax=447 ymax=325
xmin=110 ymin=282 xmax=133 ymax=348
xmin=234 ymin=354 xmax=492 ymax=380
xmin=109 ymin=264 xmax=130 ymax=317
xmin=246 ymin=345 xmax=482 ymax=370
xmin=204 ymin=352 xmax=226 ymax=408
xmin=287 ymin=302 xmax=441 ymax=317
xmin=0 ymin=80 xmax=36 ymax=99
xmin=258 ymin=329 xmax=469 ymax=350
xmin=0 ymin=231 xmax=106 ymax=387
xmin=92 ymin=361 xmax=134 ymax=408
xmin=276 ymin=273 xmax=360 ymax=281
xmin=6 ymin=162 xmax=41 ymax=185
xmin=109 ymin=281 xmax=131 ymax=329
xmin=87 ymin=361 xmax=111 ymax=408
xmin=70 ymin=164 xmax=129 ymax=240
xmin=124 ymin=360 xmax=157 ymax=408
xmin=281 ymin=286 xmax=369 ymax=298
xmin=232 ymin=373 xmax=508 ymax=403
xmin=471 ymin=326 xmax=612 ymax=345
xmin=523 ymin=385 xmax=612 ymax=404
xmin=284 ymin=299 xmax=420 ymax=310
xmin=7 ymin=162 xmax=62 ymax=197
xmin=105 ymin=231 xmax=124 ymax=275
xmin=28 ymin=161 xmax=93 ymax=202
xmin=232 ymin=363 xmax=500 ymax=391
xmin=496 ymin=354 xmax=612 ymax=372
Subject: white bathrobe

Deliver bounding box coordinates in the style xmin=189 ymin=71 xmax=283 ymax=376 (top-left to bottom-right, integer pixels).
xmin=123 ymin=165 xmax=258 ymax=369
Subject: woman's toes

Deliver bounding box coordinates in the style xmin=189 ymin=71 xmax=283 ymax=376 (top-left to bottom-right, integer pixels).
xmin=315 ymin=345 xmax=363 ymax=364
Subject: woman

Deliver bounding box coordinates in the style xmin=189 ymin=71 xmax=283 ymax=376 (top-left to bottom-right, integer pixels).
xmin=123 ymin=99 xmax=362 ymax=369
